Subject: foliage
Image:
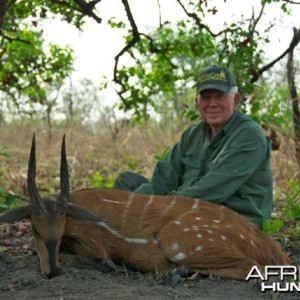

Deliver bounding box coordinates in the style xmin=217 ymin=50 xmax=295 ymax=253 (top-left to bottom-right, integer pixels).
xmin=0 ymin=1 xmax=74 ymax=127
xmin=249 ymin=65 xmax=295 ymax=130
xmin=154 ymin=148 xmax=170 ymax=161
xmin=0 ymin=0 xmax=298 ymax=124
xmin=1 ymin=30 xmax=74 ymax=110
xmin=262 ymin=218 xmax=284 ymax=236
xmin=2 ymin=0 xmax=87 ymax=31
xmin=0 ymin=186 xmax=24 ymax=213
xmin=106 ymin=0 xmax=295 ymax=121
xmin=89 ymin=172 xmax=115 ymax=189
xmin=263 ymin=179 xmax=300 ymax=237
xmin=293 ymin=223 xmax=300 ymax=237
xmin=282 ymin=179 xmax=300 ymax=221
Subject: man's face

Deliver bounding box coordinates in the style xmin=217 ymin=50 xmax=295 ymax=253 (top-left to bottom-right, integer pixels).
xmin=196 ymin=89 xmax=240 ymax=130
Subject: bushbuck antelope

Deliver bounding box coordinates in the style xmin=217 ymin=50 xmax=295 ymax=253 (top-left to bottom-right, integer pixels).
xmin=0 ymin=135 xmax=290 ymax=281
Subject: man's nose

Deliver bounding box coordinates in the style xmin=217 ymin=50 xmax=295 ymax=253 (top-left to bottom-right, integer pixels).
xmin=207 ymin=98 xmax=219 ymax=105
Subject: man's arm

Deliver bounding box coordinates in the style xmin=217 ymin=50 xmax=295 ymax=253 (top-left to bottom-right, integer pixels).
xmin=169 ymin=128 xmax=270 ymax=202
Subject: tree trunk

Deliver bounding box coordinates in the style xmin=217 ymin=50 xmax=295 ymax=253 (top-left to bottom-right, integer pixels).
xmin=46 ymin=106 xmax=52 ymax=140
xmin=287 ymin=28 xmax=300 ymax=166
xmin=0 ymin=0 xmax=7 ymax=30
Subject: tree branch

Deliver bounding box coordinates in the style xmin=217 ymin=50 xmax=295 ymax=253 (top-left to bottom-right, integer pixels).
xmin=72 ymin=0 xmax=102 ymax=23
xmin=282 ymin=0 xmax=300 ymax=4
xmin=176 ymin=0 xmax=234 ymax=37
xmin=287 ymin=29 xmax=300 ymax=165
xmin=51 ymin=0 xmax=102 ymax=23
xmin=113 ymin=0 xmax=141 ymax=109
xmin=251 ymin=27 xmax=300 ymax=83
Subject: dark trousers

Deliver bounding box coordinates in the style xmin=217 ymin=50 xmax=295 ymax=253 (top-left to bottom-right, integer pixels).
xmin=114 ymin=171 xmax=149 ymax=192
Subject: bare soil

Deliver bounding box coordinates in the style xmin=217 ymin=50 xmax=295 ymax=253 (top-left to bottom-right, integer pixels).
xmin=0 ymin=222 xmax=299 ymax=300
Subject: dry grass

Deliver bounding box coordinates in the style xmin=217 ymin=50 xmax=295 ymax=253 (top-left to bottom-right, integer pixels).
xmin=0 ymin=121 xmax=183 ymax=197
xmin=0 ymin=120 xmax=299 ymax=203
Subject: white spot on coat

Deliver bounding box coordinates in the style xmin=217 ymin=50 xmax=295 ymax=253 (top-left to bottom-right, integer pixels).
xmin=221 ymin=235 xmax=227 ymax=240
xmin=174 ymin=252 xmax=187 ymax=261
xmin=171 ymin=243 xmax=179 ymax=251
xmin=153 ymin=240 xmax=159 ymax=245
xmin=195 ymin=245 xmax=204 ymax=252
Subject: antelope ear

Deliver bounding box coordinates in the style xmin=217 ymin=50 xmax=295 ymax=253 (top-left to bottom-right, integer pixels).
xmin=0 ymin=205 xmax=31 ymax=223
xmin=66 ymin=204 xmax=105 ymax=222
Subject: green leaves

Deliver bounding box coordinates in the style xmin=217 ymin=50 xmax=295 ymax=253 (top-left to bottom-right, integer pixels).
xmin=0 ymin=187 xmax=23 ymax=213
xmin=264 ymin=179 xmax=300 ymax=238
xmin=282 ymin=179 xmax=300 ymax=221
xmin=112 ymin=22 xmax=216 ymax=120
xmin=1 ymin=26 xmax=74 ymax=117
xmin=108 ymin=17 xmax=125 ymax=29
xmin=263 ymin=218 xmax=284 ymax=236
xmin=89 ymin=172 xmax=115 ymax=189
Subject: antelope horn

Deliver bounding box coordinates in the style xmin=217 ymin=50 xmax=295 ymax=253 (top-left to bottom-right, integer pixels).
xmin=27 ymin=133 xmax=46 ymax=215
xmin=55 ymin=134 xmax=69 ymax=214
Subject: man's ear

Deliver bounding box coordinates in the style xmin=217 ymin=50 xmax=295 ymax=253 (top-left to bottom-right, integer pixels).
xmin=233 ymin=92 xmax=241 ymax=108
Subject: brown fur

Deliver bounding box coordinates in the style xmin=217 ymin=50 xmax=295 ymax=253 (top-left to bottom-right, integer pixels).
xmin=64 ymin=188 xmax=290 ymax=280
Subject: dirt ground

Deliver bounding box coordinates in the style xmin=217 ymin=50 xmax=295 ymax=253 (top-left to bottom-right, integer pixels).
xmin=0 ymin=222 xmax=299 ymax=300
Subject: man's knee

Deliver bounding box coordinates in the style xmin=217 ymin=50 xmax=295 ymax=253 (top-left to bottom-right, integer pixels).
xmin=114 ymin=171 xmax=148 ymax=191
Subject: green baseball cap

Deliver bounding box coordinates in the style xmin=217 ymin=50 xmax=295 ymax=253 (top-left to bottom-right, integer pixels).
xmin=196 ymin=66 xmax=237 ymax=94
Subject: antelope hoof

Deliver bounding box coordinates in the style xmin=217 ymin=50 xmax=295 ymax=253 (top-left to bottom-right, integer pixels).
xmin=170 ymin=266 xmax=194 ymax=286
xmin=103 ymin=259 xmax=120 ymax=272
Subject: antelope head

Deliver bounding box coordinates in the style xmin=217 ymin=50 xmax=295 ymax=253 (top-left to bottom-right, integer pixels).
xmin=0 ymin=134 xmax=104 ymax=278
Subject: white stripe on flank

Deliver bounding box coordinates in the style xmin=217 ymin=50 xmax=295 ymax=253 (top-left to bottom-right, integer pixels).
xmin=96 ymin=221 xmax=148 ymax=245
xmin=177 ymin=198 xmax=200 ymax=221
xmin=122 ymin=192 xmax=134 ymax=227
xmin=101 ymin=198 xmax=125 ymax=204
xmin=125 ymin=238 xmax=148 ymax=244
xmin=159 ymin=196 xmax=177 ymax=221
xmin=97 ymin=221 xmax=123 ymax=238
xmin=192 ymin=198 xmax=199 ymax=210
xmin=139 ymin=195 xmax=154 ymax=230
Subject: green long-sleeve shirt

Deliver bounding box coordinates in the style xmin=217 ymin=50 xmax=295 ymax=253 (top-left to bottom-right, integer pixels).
xmin=135 ymin=110 xmax=273 ymax=227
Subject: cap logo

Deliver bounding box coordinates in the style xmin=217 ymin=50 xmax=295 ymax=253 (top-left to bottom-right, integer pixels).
xmin=199 ymin=71 xmax=227 ymax=82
